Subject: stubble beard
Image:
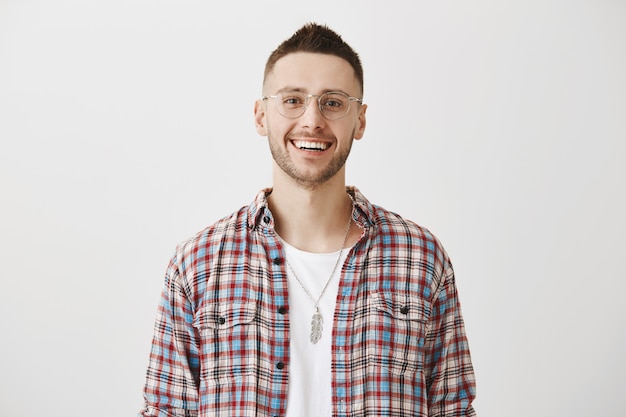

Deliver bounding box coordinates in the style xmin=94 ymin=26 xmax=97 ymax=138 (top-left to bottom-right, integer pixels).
xmin=268 ymin=128 xmax=355 ymax=191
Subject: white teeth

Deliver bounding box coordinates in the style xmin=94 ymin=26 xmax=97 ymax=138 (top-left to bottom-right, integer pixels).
xmin=294 ymin=141 xmax=329 ymax=150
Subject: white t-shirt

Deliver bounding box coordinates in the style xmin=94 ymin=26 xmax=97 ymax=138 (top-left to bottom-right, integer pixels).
xmin=281 ymin=239 xmax=350 ymax=417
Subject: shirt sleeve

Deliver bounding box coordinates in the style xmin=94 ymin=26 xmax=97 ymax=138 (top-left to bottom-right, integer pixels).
xmin=424 ymin=260 xmax=477 ymax=416
xmin=140 ymin=256 xmax=200 ymax=417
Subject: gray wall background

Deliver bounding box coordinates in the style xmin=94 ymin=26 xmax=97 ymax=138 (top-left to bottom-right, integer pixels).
xmin=1 ymin=1 xmax=624 ymax=416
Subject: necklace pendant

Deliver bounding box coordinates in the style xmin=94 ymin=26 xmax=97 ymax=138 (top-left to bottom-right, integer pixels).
xmin=310 ymin=308 xmax=323 ymax=344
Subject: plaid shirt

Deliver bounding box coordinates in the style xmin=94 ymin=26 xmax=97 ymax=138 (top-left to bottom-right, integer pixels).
xmin=141 ymin=187 xmax=476 ymax=417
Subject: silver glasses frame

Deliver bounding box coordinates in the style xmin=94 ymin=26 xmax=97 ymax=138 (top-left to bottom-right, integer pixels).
xmin=262 ymin=91 xmax=363 ymax=120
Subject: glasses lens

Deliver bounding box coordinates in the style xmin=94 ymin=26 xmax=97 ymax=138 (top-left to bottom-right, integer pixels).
xmin=319 ymin=93 xmax=350 ymax=120
xmin=276 ymin=91 xmax=307 ymax=118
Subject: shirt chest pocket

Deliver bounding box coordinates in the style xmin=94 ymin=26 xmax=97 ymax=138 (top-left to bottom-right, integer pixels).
xmin=193 ymin=301 xmax=258 ymax=332
xmin=367 ymin=292 xmax=430 ymax=375
xmin=192 ymin=301 xmax=258 ymax=384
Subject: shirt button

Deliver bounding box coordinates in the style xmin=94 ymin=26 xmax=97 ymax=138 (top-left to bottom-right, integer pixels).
xmin=272 ymin=257 xmax=282 ymax=265
xmin=278 ymin=307 xmax=287 ymax=314
xmin=218 ymin=317 xmax=226 ymax=325
xmin=276 ymin=361 xmax=285 ymax=370
xmin=263 ymin=216 xmax=270 ymax=224
xmin=400 ymin=306 xmax=409 ymax=315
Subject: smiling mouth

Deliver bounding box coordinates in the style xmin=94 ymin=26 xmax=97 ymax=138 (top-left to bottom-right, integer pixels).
xmin=292 ymin=140 xmax=330 ymax=151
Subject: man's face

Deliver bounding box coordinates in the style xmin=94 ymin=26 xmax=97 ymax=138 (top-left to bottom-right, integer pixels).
xmin=254 ymin=52 xmax=367 ymax=190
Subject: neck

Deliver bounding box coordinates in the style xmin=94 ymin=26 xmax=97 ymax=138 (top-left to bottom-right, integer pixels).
xmin=268 ymin=172 xmax=353 ymax=253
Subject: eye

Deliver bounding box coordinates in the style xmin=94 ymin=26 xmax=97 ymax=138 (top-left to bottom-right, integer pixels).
xmin=323 ymin=99 xmax=343 ymax=107
xmin=321 ymin=94 xmax=347 ymax=111
xmin=281 ymin=93 xmax=305 ymax=107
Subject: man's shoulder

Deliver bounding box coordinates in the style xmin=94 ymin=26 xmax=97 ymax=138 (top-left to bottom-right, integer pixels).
xmin=347 ymin=186 xmax=431 ymax=235
xmin=369 ymin=203 xmax=436 ymax=241
xmin=175 ymin=204 xmax=251 ymax=255
xmin=171 ymin=189 xmax=270 ymax=264
xmin=350 ymin=187 xmax=441 ymax=247
xmin=366 ymin=203 xmax=453 ymax=276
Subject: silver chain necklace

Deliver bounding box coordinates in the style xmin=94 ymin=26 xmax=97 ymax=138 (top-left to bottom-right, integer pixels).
xmin=284 ymin=213 xmax=352 ymax=344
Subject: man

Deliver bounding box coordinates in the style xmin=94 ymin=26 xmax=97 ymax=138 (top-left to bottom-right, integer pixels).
xmin=140 ymin=23 xmax=476 ymax=416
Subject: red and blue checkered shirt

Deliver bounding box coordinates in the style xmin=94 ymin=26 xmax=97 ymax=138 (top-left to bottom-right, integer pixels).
xmin=140 ymin=187 xmax=476 ymax=416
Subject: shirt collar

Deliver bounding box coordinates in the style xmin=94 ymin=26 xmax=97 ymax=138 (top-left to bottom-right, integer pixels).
xmin=247 ymin=186 xmax=376 ymax=231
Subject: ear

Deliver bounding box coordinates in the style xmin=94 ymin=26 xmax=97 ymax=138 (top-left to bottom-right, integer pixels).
xmin=254 ymin=99 xmax=268 ymax=136
xmin=353 ymin=103 xmax=367 ymax=140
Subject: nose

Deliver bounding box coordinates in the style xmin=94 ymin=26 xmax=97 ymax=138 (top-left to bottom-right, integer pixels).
xmin=299 ymin=96 xmax=326 ymax=129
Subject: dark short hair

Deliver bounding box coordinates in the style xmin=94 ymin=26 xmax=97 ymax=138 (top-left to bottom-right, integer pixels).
xmin=263 ymin=23 xmax=364 ymax=95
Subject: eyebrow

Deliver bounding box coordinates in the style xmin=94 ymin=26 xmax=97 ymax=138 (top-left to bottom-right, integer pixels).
xmin=275 ymin=86 xmax=352 ymax=96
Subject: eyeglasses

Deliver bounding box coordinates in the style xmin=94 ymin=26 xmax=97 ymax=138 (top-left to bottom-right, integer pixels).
xmin=262 ymin=91 xmax=362 ymax=120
